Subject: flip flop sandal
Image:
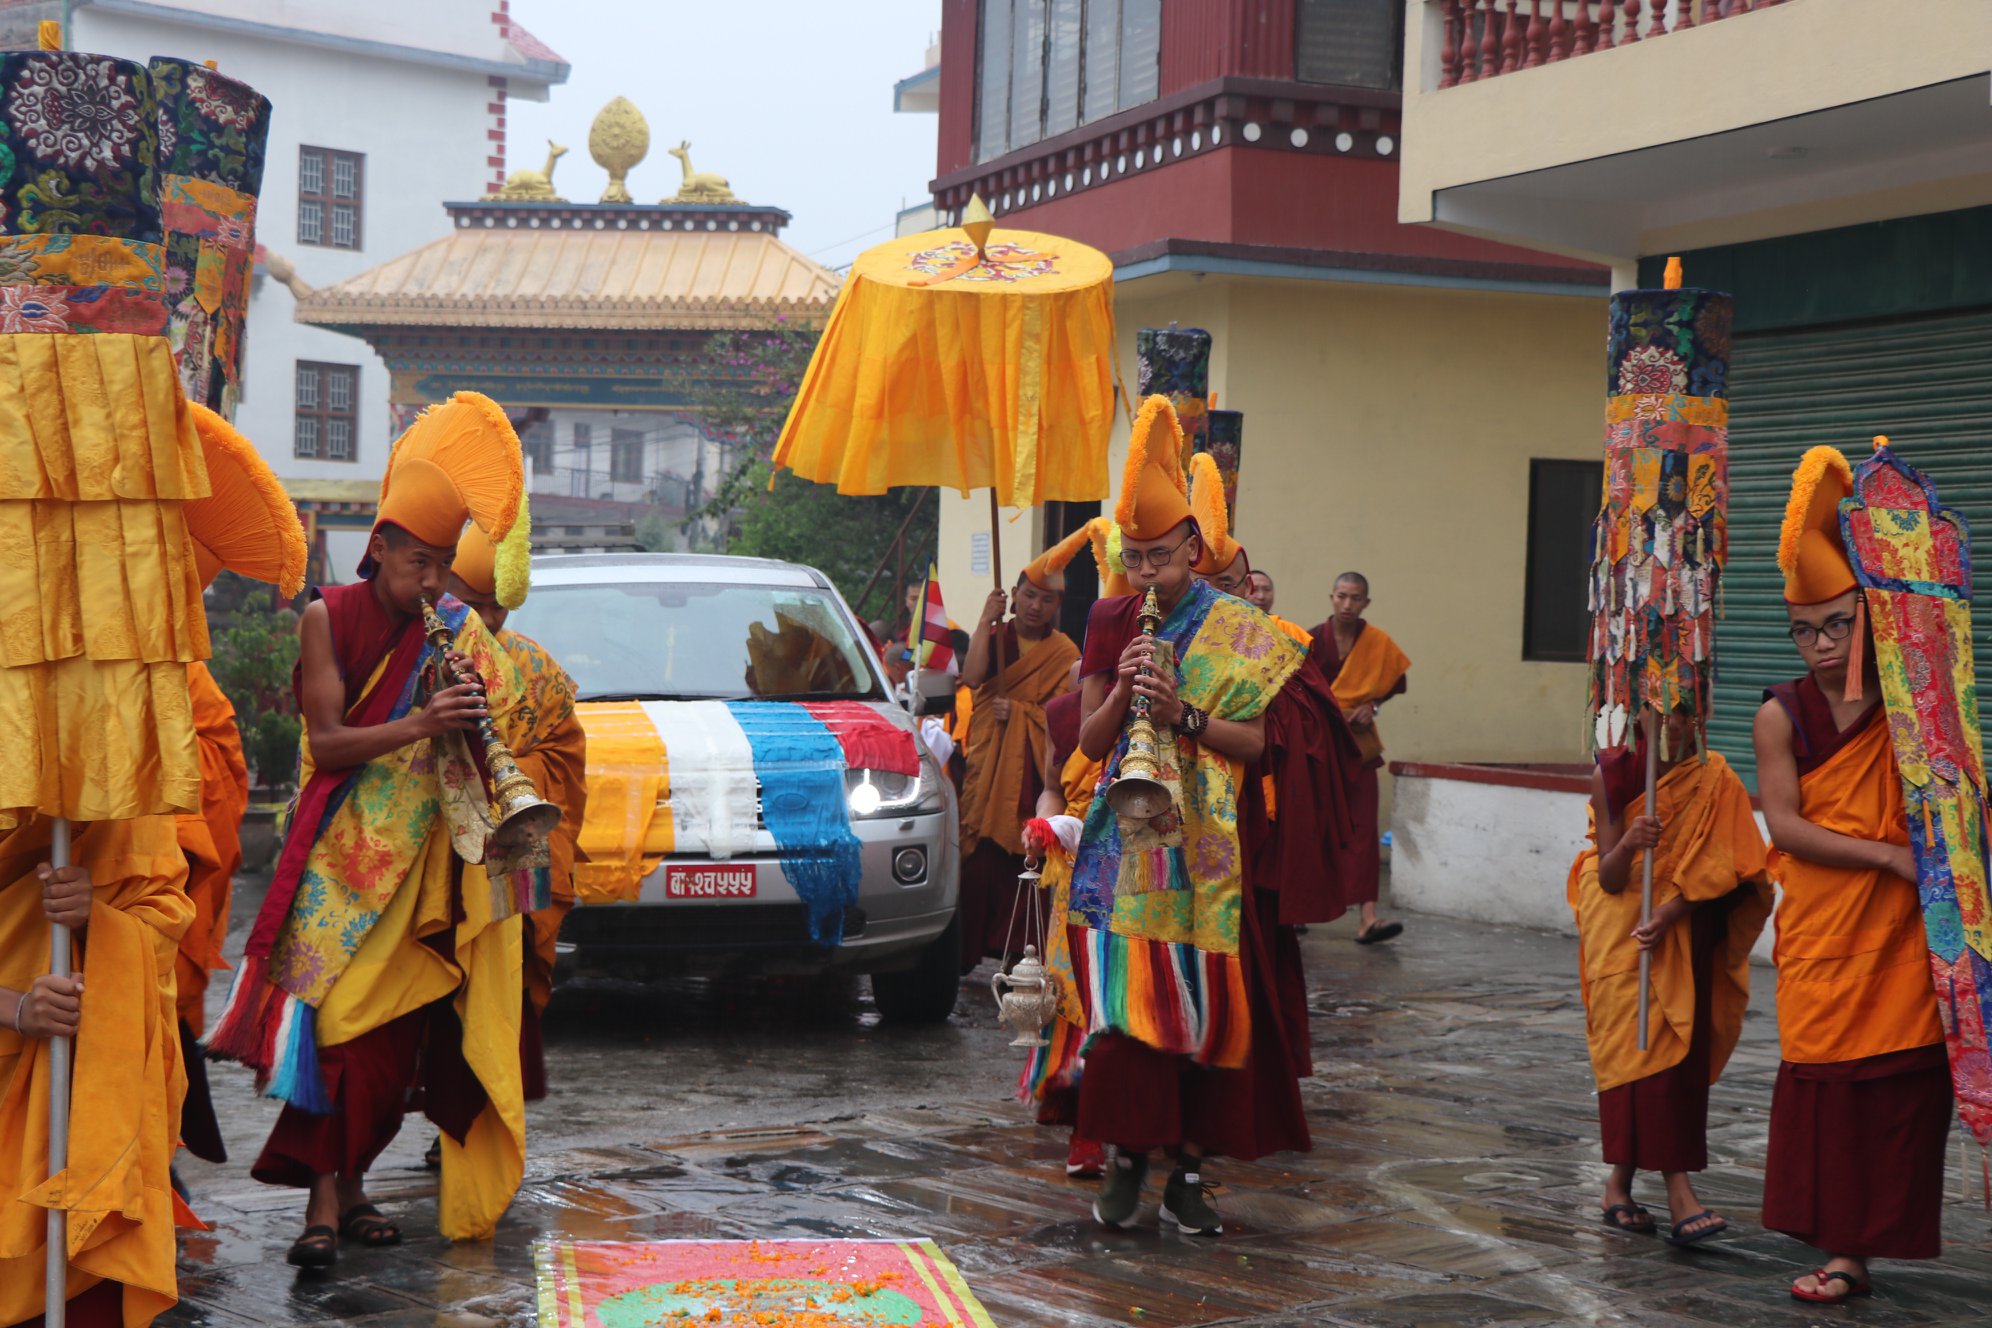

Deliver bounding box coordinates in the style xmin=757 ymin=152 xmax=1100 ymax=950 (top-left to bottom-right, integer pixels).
xmin=1791 ymin=1268 xmax=1872 ymax=1303
xmin=286 ymin=1224 xmax=338 ymax=1269
xmin=339 ymin=1203 xmax=404 ymax=1248
xmin=1664 ymin=1209 xmax=1729 ymax=1246
xmin=1600 ymin=1203 xmax=1655 ymax=1234
xmin=424 ymin=1134 xmax=443 ymax=1171
xmin=1356 ymin=921 xmax=1404 ymax=945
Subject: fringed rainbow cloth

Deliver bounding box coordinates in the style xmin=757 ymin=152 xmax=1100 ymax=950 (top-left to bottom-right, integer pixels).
xmin=535 ymin=1239 xmax=996 ymax=1328
xmin=1840 ymin=441 xmax=1992 ymax=1147
xmin=1068 ymin=578 xmax=1304 ymax=1068
xmin=207 ymin=594 xmax=534 ymax=1110
xmin=1586 ymin=274 xmax=1733 ymax=752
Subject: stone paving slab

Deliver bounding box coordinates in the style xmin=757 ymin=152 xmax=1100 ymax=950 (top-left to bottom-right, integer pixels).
xmin=161 ymin=903 xmax=1992 ymax=1327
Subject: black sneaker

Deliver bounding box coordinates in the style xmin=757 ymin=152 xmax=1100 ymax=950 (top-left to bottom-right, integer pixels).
xmin=1161 ymin=1163 xmax=1223 ymax=1236
xmin=1091 ymin=1148 xmax=1148 ymax=1229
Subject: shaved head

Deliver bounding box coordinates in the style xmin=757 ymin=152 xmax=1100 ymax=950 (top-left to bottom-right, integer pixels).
xmin=1334 ymin=571 xmax=1369 ymax=596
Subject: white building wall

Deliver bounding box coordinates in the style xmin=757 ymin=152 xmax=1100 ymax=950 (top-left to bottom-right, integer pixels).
xmin=74 ymin=1 xmax=534 ymax=485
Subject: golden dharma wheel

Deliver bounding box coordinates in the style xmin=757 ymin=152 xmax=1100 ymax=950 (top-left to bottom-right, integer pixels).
xmin=590 ymin=96 xmax=650 ymax=205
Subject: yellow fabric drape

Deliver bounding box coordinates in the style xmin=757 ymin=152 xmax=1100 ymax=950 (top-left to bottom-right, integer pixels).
xmin=572 ymin=701 xmax=669 ymax=905
xmin=174 ymin=661 xmax=249 ymax=1035
xmin=0 ymin=816 xmax=193 ymax=1327
xmin=498 ymin=629 xmax=588 ymax=1015
xmin=771 ymin=228 xmax=1116 ymax=506
xmin=1566 ymin=753 xmax=1772 ymax=1092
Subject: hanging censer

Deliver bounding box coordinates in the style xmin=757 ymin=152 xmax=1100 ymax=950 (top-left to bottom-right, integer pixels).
xmin=991 ymin=853 xmax=1060 ymax=1047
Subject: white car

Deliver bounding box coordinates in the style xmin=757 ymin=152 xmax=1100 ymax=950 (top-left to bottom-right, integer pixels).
xmin=508 ymin=552 xmax=962 ymax=1023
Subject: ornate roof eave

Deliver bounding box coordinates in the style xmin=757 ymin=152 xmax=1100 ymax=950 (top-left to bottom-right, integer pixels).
xmin=295 ymin=295 xmax=836 ymax=337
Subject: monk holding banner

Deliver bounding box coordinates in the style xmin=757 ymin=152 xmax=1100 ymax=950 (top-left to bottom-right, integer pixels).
xmin=447 ymin=522 xmax=589 ymax=1101
xmin=1568 ymin=711 xmax=1770 ymax=1245
xmin=955 ymin=533 xmax=1086 ymax=970
xmin=1315 ymin=574 xmax=1410 ymax=944
xmin=209 ymin=393 xmax=540 ymax=1266
xmin=1754 ymin=447 xmax=1952 ymax=1305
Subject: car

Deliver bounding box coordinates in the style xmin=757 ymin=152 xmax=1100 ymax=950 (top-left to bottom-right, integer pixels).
xmin=505 ymin=552 xmax=963 ymax=1023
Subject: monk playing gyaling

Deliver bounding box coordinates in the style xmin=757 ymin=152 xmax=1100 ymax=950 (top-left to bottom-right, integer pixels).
xmin=207 ymin=394 xmax=540 ymax=1269
xmin=954 ymin=533 xmax=1086 ymax=972
xmin=1315 ymin=573 xmax=1410 ymax=944
xmin=1753 ymin=447 xmax=1953 ymax=1305
xmin=1567 ymin=709 xmax=1771 ymax=1246
xmin=447 ymin=522 xmax=589 ymax=1106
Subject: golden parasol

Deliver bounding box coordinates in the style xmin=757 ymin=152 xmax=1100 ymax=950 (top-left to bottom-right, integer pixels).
xmin=771 ymin=198 xmax=1120 ymax=591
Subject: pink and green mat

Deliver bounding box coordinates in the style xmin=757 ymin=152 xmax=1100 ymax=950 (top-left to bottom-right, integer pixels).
xmin=535 ymin=1239 xmax=999 ymax=1327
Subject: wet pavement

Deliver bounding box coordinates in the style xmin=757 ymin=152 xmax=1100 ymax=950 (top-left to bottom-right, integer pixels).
xmin=164 ymin=878 xmax=1992 ymax=1327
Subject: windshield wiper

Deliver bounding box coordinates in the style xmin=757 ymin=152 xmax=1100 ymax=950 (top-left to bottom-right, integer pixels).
xmin=579 ymin=691 xmax=703 ymax=703
xmin=744 ymin=690 xmax=880 ymax=703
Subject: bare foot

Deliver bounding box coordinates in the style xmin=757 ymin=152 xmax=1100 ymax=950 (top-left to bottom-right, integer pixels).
xmin=1662 ymin=1172 xmax=1727 ymax=1244
xmin=1600 ymin=1165 xmax=1653 ymax=1232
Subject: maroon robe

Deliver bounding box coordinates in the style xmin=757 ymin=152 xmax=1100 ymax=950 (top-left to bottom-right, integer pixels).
xmin=1310 ymin=621 xmax=1406 ymax=908
xmin=1759 ymin=674 xmax=1953 ymax=1259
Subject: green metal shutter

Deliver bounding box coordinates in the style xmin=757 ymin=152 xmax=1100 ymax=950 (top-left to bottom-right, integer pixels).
xmin=1709 ymin=307 xmax=1992 ymax=788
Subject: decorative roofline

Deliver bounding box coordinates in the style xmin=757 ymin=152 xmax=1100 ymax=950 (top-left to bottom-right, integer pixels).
xmin=446 ymin=199 xmax=794 ymax=236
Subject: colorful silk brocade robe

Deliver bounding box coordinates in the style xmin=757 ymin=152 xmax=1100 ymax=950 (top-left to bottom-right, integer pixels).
xmin=1587 ymin=286 xmax=1732 ymax=751
xmin=497 ymin=627 xmax=589 ymax=1015
xmin=1068 ymin=579 xmax=1305 ymax=1068
xmin=209 ymin=590 xmax=531 ymax=1240
xmin=0 ymin=817 xmax=194 ymax=1326
xmin=1567 ymin=752 xmax=1772 ymax=1092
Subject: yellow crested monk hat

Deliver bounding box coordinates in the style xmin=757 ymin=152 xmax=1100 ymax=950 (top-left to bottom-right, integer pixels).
xmin=1778 ymin=446 xmax=1856 ymax=605
xmin=360 ymin=391 xmax=527 ymax=579
xmin=449 ymin=508 xmax=534 ymax=611
xmin=184 ymin=404 xmax=308 ymax=597
xmin=1021 ymin=524 xmax=1093 ymax=592
xmin=1188 ymin=451 xmax=1246 ymax=579
xmin=1115 ymin=395 xmax=1195 ymax=541
xmin=1085 ymin=516 xmax=1131 ymax=599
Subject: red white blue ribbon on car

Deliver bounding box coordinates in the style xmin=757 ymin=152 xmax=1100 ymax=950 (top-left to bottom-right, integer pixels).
xmin=724 ymin=701 xmax=865 ymax=944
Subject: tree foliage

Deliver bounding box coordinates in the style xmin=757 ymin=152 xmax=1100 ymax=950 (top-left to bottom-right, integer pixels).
xmin=686 ymin=321 xmax=936 ymax=613
xmin=204 ymin=571 xmax=302 ymax=794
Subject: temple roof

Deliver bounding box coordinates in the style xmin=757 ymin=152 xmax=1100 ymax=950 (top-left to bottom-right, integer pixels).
xmin=294 ymin=207 xmax=841 ymax=333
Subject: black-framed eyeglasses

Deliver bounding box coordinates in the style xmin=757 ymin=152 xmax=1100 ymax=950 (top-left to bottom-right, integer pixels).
xmin=1788 ymin=616 xmax=1855 ymax=647
xmin=1123 ymin=532 xmax=1196 ymax=571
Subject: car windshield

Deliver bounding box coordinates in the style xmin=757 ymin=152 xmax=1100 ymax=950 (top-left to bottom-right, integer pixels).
xmin=507 ymin=579 xmax=885 ymax=703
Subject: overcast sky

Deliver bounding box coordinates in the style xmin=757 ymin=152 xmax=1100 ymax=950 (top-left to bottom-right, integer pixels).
xmin=507 ymin=1 xmax=944 ymax=271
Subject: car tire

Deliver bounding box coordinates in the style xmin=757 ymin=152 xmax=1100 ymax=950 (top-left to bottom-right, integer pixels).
xmin=870 ymin=914 xmax=963 ymax=1025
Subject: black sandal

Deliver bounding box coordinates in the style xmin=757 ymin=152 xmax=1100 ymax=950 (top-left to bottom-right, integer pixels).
xmin=1356 ymin=921 xmax=1404 ymax=945
xmin=339 ymin=1203 xmax=403 ymax=1247
xmin=1665 ymin=1208 xmax=1729 ymax=1247
xmin=1600 ymin=1203 xmax=1655 ymax=1234
xmin=286 ymin=1224 xmax=338 ymax=1269
xmin=424 ymin=1134 xmax=442 ymax=1171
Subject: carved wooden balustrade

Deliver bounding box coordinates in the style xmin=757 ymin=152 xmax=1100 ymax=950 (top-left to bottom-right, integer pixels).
xmin=1434 ymin=0 xmax=1796 ymax=88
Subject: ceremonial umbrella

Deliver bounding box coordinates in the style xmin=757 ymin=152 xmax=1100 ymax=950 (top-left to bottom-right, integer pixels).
xmin=770 ymin=200 xmax=1120 ymax=593
xmin=1585 ymin=259 xmax=1733 ymax=1052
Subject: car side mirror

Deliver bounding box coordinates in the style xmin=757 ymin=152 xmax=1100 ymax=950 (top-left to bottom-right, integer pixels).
xmin=913 ymin=669 xmax=955 ymax=716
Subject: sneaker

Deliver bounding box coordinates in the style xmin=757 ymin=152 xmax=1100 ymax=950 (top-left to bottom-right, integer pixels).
xmin=1161 ymin=1163 xmax=1223 ymax=1236
xmin=1065 ymin=1135 xmax=1106 ymax=1179
xmin=1091 ymin=1148 xmax=1148 ymax=1228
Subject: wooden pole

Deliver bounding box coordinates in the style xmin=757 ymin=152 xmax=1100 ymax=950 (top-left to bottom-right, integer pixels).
xmin=45 ymin=815 xmax=70 ymax=1327
xmin=989 ymin=490 xmax=1009 ymax=693
xmin=1636 ymin=711 xmax=1657 ymax=1053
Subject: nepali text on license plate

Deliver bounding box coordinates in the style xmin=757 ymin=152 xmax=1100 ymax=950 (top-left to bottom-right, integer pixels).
xmin=665 ymin=864 xmax=757 ymax=899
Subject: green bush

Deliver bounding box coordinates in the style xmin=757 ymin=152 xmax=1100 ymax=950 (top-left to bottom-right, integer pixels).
xmin=206 ymin=573 xmax=302 ymax=795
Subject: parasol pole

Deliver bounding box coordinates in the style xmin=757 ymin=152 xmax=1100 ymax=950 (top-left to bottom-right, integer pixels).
xmin=46 ymin=814 xmax=71 ymax=1327
xmin=1636 ymin=711 xmax=1656 ymax=1054
xmin=989 ymin=489 xmax=1009 ymax=695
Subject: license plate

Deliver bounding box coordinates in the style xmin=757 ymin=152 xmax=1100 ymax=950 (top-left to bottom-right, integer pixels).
xmin=664 ymin=864 xmax=757 ymax=899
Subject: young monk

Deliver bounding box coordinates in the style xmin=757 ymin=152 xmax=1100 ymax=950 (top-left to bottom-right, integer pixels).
xmin=1753 ymin=447 xmax=1952 ymax=1305
xmin=447 ymin=523 xmax=589 ymax=1106
xmin=1314 ymin=573 xmax=1411 ymax=944
xmin=1568 ymin=710 xmax=1771 ymax=1245
xmin=209 ymin=395 xmax=538 ymax=1267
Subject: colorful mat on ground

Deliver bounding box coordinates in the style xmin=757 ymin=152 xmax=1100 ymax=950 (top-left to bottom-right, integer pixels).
xmin=571 ymin=700 xmax=919 ymax=941
xmin=1841 ymin=441 xmax=1992 ymax=1146
xmin=535 ymin=1239 xmax=997 ymax=1328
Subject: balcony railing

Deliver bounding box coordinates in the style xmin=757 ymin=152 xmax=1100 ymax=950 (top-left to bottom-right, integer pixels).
xmin=1434 ymin=0 xmax=1794 ymax=88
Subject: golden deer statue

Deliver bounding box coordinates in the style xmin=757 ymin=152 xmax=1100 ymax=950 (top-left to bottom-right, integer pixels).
xmin=666 ymin=140 xmax=738 ymax=204
xmin=498 ymin=140 xmax=567 ymax=202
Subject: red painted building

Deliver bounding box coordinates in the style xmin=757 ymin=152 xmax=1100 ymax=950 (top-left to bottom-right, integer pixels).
xmin=927 ymin=0 xmax=1599 ymax=287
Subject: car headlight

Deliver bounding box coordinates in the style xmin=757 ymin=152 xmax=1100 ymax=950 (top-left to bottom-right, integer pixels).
xmin=846 ymin=758 xmax=944 ymax=818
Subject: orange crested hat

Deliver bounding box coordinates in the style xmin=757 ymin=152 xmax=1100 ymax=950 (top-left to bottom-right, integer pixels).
xmin=1188 ymin=451 xmax=1246 ymax=579
xmin=363 ymin=391 xmax=526 ymax=578
xmin=1086 ymin=516 xmax=1130 ymax=599
xmin=1114 ymin=396 xmax=1194 ymax=541
xmin=448 ymin=497 xmax=533 ymax=610
xmin=183 ymin=404 xmax=308 ymax=596
xmin=1778 ymin=446 xmax=1856 ymax=605
xmin=1022 ymin=524 xmax=1092 ymax=591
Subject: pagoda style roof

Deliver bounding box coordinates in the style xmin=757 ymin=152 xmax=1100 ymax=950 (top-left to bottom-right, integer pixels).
xmin=294 ymin=200 xmax=841 ymax=334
